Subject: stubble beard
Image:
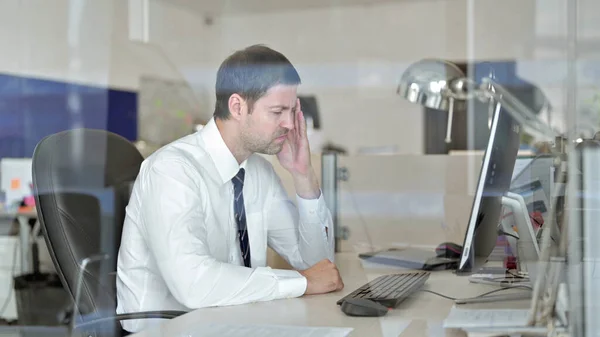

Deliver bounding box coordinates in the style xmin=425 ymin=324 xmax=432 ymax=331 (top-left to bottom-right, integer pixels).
xmin=241 ymin=126 xmax=285 ymax=155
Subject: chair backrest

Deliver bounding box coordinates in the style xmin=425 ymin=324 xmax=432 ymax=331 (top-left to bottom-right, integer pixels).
xmin=32 ymin=129 xmax=144 ymax=318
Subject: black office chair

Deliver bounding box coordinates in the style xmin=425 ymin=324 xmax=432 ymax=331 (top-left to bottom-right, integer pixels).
xmin=32 ymin=129 xmax=186 ymax=336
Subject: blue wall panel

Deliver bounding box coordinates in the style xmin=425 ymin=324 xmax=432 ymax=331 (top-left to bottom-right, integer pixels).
xmin=0 ymin=73 xmax=137 ymax=159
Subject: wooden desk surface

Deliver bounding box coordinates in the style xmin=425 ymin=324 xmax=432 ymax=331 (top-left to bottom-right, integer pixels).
xmin=130 ymin=252 xmax=531 ymax=337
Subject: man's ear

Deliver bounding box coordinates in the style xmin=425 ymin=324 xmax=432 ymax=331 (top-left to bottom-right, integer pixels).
xmin=228 ymin=94 xmax=246 ymax=121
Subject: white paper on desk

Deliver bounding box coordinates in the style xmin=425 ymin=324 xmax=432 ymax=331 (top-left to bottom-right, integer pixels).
xmin=443 ymin=306 xmax=530 ymax=329
xmin=184 ymin=323 xmax=353 ymax=337
xmin=464 ymin=331 xmax=521 ymax=337
xmin=463 ymin=327 xmax=549 ymax=337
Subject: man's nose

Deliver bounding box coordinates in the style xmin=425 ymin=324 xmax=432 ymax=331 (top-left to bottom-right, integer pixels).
xmin=281 ymin=112 xmax=294 ymax=130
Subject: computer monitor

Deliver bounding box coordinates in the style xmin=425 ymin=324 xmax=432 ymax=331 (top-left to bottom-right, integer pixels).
xmin=510 ymin=155 xmax=561 ymax=245
xmin=456 ymin=103 xmax=522 ymax=275
xmin=298 ymin=96 xmax=321 ymax=130
xmin=511 ymin=155 xmax=555 ymax=202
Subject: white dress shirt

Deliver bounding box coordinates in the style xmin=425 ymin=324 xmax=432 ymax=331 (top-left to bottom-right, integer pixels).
xmin=116 ymin=118 xmax=334 ymax=333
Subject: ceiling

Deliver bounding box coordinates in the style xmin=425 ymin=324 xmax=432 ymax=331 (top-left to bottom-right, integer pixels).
xmin=157 ymin=0 xmax=414 ymax=16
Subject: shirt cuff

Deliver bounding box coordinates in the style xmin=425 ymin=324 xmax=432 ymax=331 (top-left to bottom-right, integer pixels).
xmin=296 ymin=190 xmax=328 ymax=224
xmin=271 ymin=269 xmax=307 ymax=299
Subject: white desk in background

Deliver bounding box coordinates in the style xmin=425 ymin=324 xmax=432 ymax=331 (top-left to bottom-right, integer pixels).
xmin=0 ymin=208 xmax=38 ymax=275
xmin=0 ymin=208 xmax=38 ymax=320
xmin=130 ymin=252 xmax=531 ymax=337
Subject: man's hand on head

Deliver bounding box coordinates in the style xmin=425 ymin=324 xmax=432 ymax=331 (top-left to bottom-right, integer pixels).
xmin=276 ymin=98 xmax=311 ymax=176
xmin=276 ymin=99 xmax=321 ymax=199
xmin=298 ymin=259 xmax=344 ymax=295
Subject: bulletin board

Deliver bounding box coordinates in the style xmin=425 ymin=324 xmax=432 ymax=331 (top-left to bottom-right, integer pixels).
xmin=138 ymin=75 xmax=209 ymax=146
xmin=0 ymin=73 xmax=137 ymax=159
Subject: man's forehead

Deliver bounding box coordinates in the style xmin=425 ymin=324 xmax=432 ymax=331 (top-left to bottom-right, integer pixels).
xmin=260 ymin=85 xmax=298 ymax=106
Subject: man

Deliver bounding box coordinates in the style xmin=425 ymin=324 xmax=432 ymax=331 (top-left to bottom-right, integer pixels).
xmin=116 ymin=44 xmax=344 ymax=333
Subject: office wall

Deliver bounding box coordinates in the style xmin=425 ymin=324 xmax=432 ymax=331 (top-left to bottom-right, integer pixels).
xmin=0 ymin=0 xmax=185 ymax=91
xmin=4 ymin=0 xmax=595 ymax=153
xmin=526 ymin=0 xmax=600 ymax=137
xmin=151 ymin=0 xmax=600 ymax=151
xmin=151 ymin=0 xmax=537 ymax=155
xmin=0 ymin=74 xmax=137 ymax=159
xmin=0 ymin=0 xmax=186 ymax=157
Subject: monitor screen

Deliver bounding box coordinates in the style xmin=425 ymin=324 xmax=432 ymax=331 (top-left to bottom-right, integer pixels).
xmin=456 ymin=102 xmax=522 ymax=275
xmin=510 ymin=155 xmax=561 ymax=249
xmin=298 ymin=96 xmax=321 ymax=130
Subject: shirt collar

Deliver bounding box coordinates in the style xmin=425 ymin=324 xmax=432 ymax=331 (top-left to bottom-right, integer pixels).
xmin=200 ymin=117 xmax=247 ymax=185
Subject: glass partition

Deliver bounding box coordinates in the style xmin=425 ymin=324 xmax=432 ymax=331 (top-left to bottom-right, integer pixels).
xmin=0 ymin=0 xmax=596 ymax=335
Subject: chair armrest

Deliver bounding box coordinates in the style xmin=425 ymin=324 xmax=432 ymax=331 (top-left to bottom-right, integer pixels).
xmin=74 ymin=310 xmax=187 ymax=329
xmin=70 ymin=255 xmax=187 ymax=334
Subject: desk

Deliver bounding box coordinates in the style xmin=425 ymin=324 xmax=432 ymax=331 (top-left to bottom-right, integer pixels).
xmin=0 ymin=209 xmax=38 ymax=275
xmin=0 ymin=209 xmax=38 ymax=319
xmin=130 ymin=252 xmax=531 ymax=337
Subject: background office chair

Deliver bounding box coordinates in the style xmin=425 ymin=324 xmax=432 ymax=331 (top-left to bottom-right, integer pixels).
xmin=32 ymin=129 xmax=185 ymax=336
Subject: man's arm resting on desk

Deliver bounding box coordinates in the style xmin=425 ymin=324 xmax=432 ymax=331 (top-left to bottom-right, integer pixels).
xmin=267 ymin=166 xmax=335 ymax=267
xmin=141 ymin=160 xmax=308 ymax=308
xmin=298 ymin=259 xmax=344 ymax=295
xmin=294 ymin=168 xmax=335 ymax=262
xmin=265 ymin=166 xmax=343 ymax=294
xmin=267 ymin=99 xmax=341 ymax=294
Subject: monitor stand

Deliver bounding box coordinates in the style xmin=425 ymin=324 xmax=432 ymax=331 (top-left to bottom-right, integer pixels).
xmin=458 ymin=192 xmax=540 ymax=304
xmin=501 ymin=192 xmax=541 ymax=272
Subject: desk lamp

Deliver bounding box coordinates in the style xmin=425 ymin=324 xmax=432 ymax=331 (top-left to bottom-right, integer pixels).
xmin=397 ymin=59 xmax=556 ymax=143
xmin=396 ymin=59 xmax=566 ymax=329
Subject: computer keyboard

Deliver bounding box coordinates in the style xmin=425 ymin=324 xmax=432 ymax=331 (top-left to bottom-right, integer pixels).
xmin=336 ymin=271 xmax=430 ymax=308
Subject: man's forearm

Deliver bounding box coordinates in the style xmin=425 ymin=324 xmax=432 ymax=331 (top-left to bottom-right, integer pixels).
xmin=295 ymin=203 xmax=333 ymax=265
xmin=291 ymin=166 xmax=334 ymax=266
xmin=298 ymin=222 xmax=331 ymax=266
xmin=293 ymin=167 xmax=321 ymax=199
xmin=161 ymin=258 xmax=306 ymax=308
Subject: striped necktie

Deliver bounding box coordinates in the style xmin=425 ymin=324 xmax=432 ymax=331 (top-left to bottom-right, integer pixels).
xmin=232 ymin=168 xmax=251 ymax=267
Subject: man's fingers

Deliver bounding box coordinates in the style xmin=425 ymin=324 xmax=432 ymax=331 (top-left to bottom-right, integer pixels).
xmin=299 ymin=109 xmax=307 ymax=137
xmin=333 ymin=274 xmax=343 ymax=291
xmin=294 ymin=99 xmax=300 ymax=135
xmin=296 ymin=98 xmax=306 ymax=137
xmin=334 ymin=267 xmax=343 ymax=289
xmin=296 ymin=97 xmax=302 ymax=132
xmin=286 ymin=130 xmax=294 ymax=143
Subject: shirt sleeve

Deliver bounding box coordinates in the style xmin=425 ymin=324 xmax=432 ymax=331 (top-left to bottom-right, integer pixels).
xmin=265 ymin=166 xmax=335 ymax=270
xmin=139 ymin=159 xmax=307 ymax=309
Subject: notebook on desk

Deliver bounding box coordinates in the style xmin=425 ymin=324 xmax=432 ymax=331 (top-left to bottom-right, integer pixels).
xmin=444 ymin=306 xmax=531 ymax=329
xmin=443 ymin=306 xmax=556 ymax=335
xmin=358 ymin=247 xmax=459 ymax=271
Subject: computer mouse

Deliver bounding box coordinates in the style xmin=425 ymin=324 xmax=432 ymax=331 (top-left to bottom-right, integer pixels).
xmin=435 ymin=242 xmax=463 ymax=259
xmin=340 ymin=298 xmax=389 ymax=317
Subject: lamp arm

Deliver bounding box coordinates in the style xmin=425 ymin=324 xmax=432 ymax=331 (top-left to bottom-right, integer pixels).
xmin=480 ymin=77 xmax=558 ymax=141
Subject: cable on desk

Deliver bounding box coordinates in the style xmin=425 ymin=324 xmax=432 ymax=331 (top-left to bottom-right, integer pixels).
xmin=421 ymin=289 xmax=458 ymax=300
xmin=497 ymin=228 xmax=519 ymax=240
xmin=506 ymin=269 xmax=527 ymax=279
xmin=485 ymin=276 xmax=530 ymax=283
xmin=342 ymin=180 xmax=375 ymax=252
xmin=421 ymin=285 xmax=532 ymax=302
